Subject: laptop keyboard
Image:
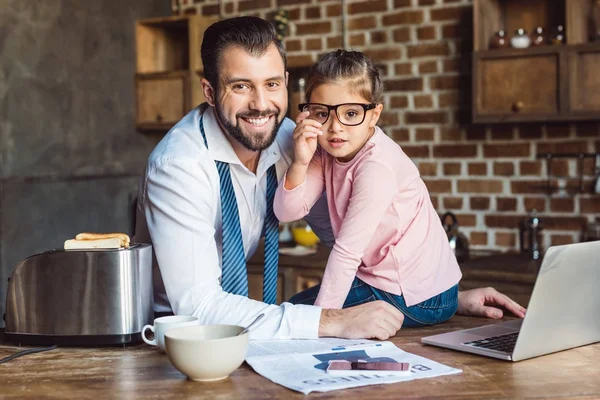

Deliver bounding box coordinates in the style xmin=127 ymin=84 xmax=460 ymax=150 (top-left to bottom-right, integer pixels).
xmin=463 ymin=332 xmax=519 ymax=353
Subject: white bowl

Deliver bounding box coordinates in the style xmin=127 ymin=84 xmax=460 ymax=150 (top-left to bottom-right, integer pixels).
xmin=164 ymin=324 xmax=249 ymax=382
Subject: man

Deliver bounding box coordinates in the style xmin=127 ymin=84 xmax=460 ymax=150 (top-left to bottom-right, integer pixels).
xmin=133 ymin=16 xmax=525 ymax=340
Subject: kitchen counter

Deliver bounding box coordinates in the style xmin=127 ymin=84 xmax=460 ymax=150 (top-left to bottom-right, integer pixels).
xmin=249 ymin=244 xmax=541 ymax=306
xmin=457 ymin=252 xmax=541 ymax=307
xmin=2 ymin=315 xmax=599 ymax=399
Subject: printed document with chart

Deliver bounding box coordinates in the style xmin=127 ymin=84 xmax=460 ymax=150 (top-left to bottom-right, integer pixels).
xmin=246 ymin=338 xmax=462 ymax=394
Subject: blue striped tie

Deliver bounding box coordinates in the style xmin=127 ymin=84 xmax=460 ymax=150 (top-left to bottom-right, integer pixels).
xmin=263 ymin=166 xmax=279 ymax=304
xmin=199 ymin=116 xmax=279 ymax=304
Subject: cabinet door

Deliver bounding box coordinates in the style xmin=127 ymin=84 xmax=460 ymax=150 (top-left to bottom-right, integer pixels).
xmin=248 ymin=272 xmax=285 ymax=304
xmin=135 ymin=72 xmax=190 ymax=130
xmin=473 ymin=49 xmax=564 ymax=123
xmin=295 ymin=274 xmax=321 ymax=294
xmin=569 ymin=44 xmax=600 ymax=116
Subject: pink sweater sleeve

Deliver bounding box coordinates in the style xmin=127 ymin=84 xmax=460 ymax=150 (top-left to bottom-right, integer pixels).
xmin=315 ymin=160 xmax=397 ymax=309
xmin=273 ymin=148 xmax=326 ymax=223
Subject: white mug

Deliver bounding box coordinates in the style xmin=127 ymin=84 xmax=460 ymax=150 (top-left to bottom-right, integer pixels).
xmin=142 ymin=315 xmax=198 ymax=351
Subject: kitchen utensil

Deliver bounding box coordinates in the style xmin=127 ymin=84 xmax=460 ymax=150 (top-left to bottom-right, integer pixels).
xmin=519 ymin=210 xmax=543 ymax=260
xmin=142 ymin=315 xmax=199 ymax=351
xmin=441 ymin=212 xmax=470 ymax=262
xmin=551 ymin=25 xmax=565 ymax=44
xmin=531 ymin=26 xmax=546 ymax=46
xmin=511 ymin=28 xmax=531 ymax=48
xmin=238 ymin=313 xmax=264 ymax=336
xmin=4 ymin=244 xmax=153 ymax=346
xmin=489 ymin=30 xmax=509 ymax=49
xmin=292 ymin=222 xmax=320 ymax=247
xmin=583 ymin=219 xmax=600 ymax=242
xmin=165 ymin=324 xmax=249 ymax=382
xmin=279 ymin=223 xmax=294 ymax=247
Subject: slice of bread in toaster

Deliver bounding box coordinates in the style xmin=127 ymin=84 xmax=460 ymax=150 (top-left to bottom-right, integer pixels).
xmin=75 ymin=232 xmax=130 ymax=247
xmin=64 ymin=238 xmax=124 ymax=249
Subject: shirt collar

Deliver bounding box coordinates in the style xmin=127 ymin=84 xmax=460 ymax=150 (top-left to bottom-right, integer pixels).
xmin=202 ymin=106 xmax=282 ymax=177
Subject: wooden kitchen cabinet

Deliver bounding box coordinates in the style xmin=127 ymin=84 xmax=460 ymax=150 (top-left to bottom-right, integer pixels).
xmin=473 ymin=47 xmax=564 ymax=123
xmin=568 ymin=43 xmax=600 ymax=115
xmin=135 ymin=71 xmax=189 ymax=130
xmin=248 ymin=267 xmax=323 ymax=305
xmin=472 ymin=0 xmax=600 ymax=123
xmin=248 ymin=244 xmax=541 ymax=307
xmin=247 ymin=242 xmax=327 ymax=304
xmin=134 ymin=14 xmax=313 ymax=132
xmin=134 ymin=15 xmax=217 ymax=132
xmin=248 ymin=273 xmax=285 ymax=304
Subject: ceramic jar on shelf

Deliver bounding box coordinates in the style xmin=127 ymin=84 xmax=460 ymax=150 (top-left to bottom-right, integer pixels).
xmin=550 ymin=25 xmax=565 ymax=45
xmin=511 ymin=28 xmax=531 ymax=48
xmin=531 ymin=26 xmax=546 ymax=46
xmin=489 ymin=30 xmax=510 ymax=49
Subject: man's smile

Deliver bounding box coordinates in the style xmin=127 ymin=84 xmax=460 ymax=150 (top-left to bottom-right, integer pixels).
xmin=240 ymin=115 xmax=272 ymax=127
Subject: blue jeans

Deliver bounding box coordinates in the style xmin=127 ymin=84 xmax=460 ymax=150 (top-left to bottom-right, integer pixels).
xmin=288 ymin=277 xmax=459 ymax=328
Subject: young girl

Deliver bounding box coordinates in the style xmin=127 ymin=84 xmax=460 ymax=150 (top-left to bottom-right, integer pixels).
xmin=273 ymin=50 xmax=462 ymax=327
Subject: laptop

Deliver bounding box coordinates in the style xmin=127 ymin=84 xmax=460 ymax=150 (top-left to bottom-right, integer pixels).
xmin=421 ymin=240 xmax=600 ymax=361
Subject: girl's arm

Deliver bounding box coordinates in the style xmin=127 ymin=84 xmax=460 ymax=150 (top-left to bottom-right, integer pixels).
xmin=274 ymin=112 xmax=325 ymax=222
xmin=315 ymin=160 xmax=397 ymax=309
xmin=284 ymin=111 xmax=322 ymax=189
xmin=274 ymin=148 xmax=325 ymax=222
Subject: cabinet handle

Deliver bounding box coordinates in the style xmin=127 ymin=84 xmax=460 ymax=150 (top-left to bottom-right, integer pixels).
xmin=512 ymin=101 xmax=524 ymax=112
xmin=156 ymin=113 xmax=163 ymax=122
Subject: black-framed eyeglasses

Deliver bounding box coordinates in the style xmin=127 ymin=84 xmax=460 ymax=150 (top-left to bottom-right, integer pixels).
xmin=298 ymin=102 xmax=377 ymax=126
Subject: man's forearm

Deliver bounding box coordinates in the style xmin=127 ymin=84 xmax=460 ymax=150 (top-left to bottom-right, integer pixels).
xmin=317 ymin=301 xmax=405 ymax=340
xmin=318 ymin=308 xmax=343 ymax=337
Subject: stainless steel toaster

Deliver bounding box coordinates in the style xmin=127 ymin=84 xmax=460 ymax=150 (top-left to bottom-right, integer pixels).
xmin=4 ymin=244 xmax=154 ymax=346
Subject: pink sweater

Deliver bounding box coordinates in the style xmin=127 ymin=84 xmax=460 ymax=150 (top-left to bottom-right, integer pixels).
xmin=274 ymin=127 xmax=462 ymax=309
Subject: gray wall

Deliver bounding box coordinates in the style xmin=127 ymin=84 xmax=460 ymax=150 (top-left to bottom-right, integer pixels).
xmin=0 ymin=0 xmax=171 ymax=326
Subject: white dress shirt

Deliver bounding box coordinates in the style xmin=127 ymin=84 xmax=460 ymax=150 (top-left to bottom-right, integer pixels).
xmin=133 ymin=105 xmax=333 ymax=340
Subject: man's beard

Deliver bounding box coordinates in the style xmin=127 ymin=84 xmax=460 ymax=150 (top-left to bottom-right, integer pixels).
xmin=214 ymin=100 xmax=283 ymax=152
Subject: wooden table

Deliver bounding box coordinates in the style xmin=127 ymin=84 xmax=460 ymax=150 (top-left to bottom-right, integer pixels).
xmin=2 ymin=316 xmax=599 ymax=399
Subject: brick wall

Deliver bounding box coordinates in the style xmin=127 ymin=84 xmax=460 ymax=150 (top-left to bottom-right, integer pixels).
xmin=174 ymin=0 xmax=600 ymax=253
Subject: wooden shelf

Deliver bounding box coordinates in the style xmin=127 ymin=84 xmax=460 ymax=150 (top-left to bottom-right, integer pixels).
xmin=134 ymin=15 xmax=316 ymax=133
xmin=474 ymin=0 xmax=595 ymax=52
xmin=286 ymin=55 xmax=315 ymax=69
xmin=472 ymin=1 xmax=600 ymax=123
xmin=134 ymin=15 xmax=218 ymax=132
xmin=135 ymin=71 xmax=190 ymax=131
xmin=134 ymin=15 xmax=191 ymax=25
xmin=136 ymin=122 xmax=180 ymax=132
xmin=136 ymin=18 xmax=190 ymax=74
xmin=474 ymin=0 xmax=566 ymax=52
xmin=136 ymin=70 xmax=189 ymax=79
xmin=474 ymin=45 xmax=562 ymax=58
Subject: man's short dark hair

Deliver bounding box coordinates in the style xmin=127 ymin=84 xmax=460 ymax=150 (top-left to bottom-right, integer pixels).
xmin=201 ymin=16 xmax=287 ymax=90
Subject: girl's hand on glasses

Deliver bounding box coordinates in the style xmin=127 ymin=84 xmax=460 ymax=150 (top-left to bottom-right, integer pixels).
xmin=292 ymin=111 xmax=322 ymax=166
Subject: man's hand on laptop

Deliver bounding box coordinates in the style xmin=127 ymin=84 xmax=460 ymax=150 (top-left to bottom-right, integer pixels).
xmin=457 ymin=287 xmax=527 ymax=319
xmin=319 ymin=301 xmax=404 ymax=340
